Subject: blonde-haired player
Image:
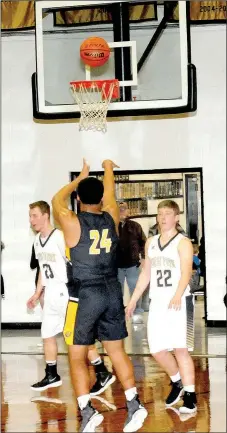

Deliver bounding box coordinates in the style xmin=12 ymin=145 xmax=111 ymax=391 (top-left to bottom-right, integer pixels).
xmin=27 ymin=201 xmax=69 ymax=391
xmin=126 ymin=200 xmax=197 ymax=414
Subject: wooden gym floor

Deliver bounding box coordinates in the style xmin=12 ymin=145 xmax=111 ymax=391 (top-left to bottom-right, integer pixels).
xmin=1 ymin=299 xmax=226 ymax=432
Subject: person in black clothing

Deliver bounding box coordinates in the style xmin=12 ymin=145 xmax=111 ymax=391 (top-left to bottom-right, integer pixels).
xmin=30 ymin=244 xmax=39 ymax=286
xmin=52 ymin=159 xmax=147 ymax=433
xmin=189 ymin=243 xmax=201 ymax=293
xmin=117 ymin=202 xmax=146 ymax=322
xmin=30 ymin=244 xmax=45 ymax=308
xmin=149 ymin=219 xmax=187 ymax=237
xmin=198 ymin=236 xmax=205 ymax=278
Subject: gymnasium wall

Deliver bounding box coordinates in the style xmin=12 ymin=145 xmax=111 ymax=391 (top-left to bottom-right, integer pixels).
xmin=1 ymin=24 xmax=226 ymax=323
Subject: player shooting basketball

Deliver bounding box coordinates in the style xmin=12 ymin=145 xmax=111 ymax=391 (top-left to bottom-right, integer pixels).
xmin=52 ymin=159 xmax=148 ymax=432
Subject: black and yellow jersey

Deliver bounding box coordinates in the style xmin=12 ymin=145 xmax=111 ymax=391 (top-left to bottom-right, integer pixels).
xmin=70 ymin=211 xmax=118 ymax=280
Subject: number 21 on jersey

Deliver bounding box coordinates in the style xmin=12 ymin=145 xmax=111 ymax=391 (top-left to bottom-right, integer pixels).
xmin=89 ymin=229 xmax=112 ymax=255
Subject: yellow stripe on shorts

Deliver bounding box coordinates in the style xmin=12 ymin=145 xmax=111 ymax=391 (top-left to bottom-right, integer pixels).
xmin=65 ymin=246 xmax=70 ymax=260
xmin=63 ymin=299 xmax=78 ymax=346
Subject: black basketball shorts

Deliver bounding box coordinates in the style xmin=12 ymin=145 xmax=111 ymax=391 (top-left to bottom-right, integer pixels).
xmin=63 ymin=275 xmax=128 ymax=345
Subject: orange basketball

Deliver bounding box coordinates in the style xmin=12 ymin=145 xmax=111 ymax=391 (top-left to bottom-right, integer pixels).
xmin=80 ymin=36 xmax=110 ymax=68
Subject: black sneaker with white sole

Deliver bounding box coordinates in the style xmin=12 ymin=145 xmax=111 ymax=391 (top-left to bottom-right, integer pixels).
xmin=179 ymin=391 xmax=197 ymax=414
xmin=90 ymin=372 xmax=116 ymax=396
xmin=80 ymin=402 xmax=104 ymax=432
xmin=31 ymin=364 xmax=62 ymax=391
xmin=123 ymin=395 xmax=148 ymax=433
xmin=165 ymin=380 xmax=184 ymax=407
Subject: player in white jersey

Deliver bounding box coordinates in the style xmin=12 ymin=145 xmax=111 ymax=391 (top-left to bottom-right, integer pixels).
xmin=126 ymin=200 xmax=197 ymax=415
xmin=27 ymin=201 xmax=69 ymax=391
xmin=27 ymin=201 xmax=114 ymax=394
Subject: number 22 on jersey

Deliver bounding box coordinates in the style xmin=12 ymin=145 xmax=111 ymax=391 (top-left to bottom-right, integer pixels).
xmin=89 ymin=229 xmax=112 ymax=255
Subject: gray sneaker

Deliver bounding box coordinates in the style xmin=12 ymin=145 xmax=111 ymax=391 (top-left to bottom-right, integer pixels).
xmin=123 ymin=395 xmax=148 ymax=432
xmin=80 ymin=402 xmax=104 ymax=432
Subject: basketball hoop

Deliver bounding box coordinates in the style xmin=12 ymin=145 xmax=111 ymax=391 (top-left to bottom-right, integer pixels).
xmin=70 ymin=79 xmax=119 ymax=133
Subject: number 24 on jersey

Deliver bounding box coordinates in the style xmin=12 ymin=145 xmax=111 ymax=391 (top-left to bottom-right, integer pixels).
xmin=89 ymin=229 xmax=112 ymax=255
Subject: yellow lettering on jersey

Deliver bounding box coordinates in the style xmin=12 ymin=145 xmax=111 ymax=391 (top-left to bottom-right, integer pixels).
xmin=89 ymin=229 xmax=112 ymax=255
xmin=100 ymin=229 xmax=112 ymax=253
xmin=89 ymin=230 xmax=100 ymax=255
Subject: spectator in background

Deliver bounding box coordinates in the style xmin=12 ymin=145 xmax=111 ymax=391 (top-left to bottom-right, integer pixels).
xmin=190 ymin=244 xmax=201 ymax=293
xmin=117 ymin=202 xmax=146 ymax=324
xmin=198 ymin=236 xmax=205 ymax=278
xmin=224 ymin=293 xmax=227 ymax=308
xmin=149 ymin=217 xmax=187 ymax=237
xmin=1 ymin=242 xmax=5 ymax=299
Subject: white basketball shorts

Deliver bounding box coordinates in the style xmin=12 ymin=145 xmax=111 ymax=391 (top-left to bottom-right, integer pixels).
xmin=41 ymin=283 xmax=69 ymax=339
xmin=147 ymin=294 xmax=195 ymax=354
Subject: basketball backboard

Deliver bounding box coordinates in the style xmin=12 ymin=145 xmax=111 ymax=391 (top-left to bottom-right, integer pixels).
xmin=32 ymin=0 xmax=197 ymax=119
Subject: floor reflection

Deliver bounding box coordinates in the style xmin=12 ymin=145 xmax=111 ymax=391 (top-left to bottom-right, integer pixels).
xmin=1 ymin=354 xmax=226 ymax=432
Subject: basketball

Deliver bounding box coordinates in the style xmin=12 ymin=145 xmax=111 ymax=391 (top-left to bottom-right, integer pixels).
xmin=80 ymin=36 xmax=110 ymax=68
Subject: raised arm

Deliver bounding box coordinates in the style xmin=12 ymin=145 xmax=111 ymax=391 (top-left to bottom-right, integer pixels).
xmin=101 ymin=159 xmax=120 ymax=232
xmin=52 ymin=159 xmax=89 ymax=247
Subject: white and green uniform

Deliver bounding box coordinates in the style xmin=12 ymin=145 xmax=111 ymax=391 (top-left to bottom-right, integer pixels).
xmin=147 ymin=233 xmax=194 ymax=353
xmin=34 ymin=229 xmax=68 ymax=338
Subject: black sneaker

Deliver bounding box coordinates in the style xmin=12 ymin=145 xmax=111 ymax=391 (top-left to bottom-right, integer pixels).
xmin=179 ymin=391 xmax=197 ymax=414
xmin=31 ymin=365 xmax=62 ymax=391
xmin=80 ymin=402 xmax=104 ymax=432
xmin=165 ymin=380 xmax=184 ymax=407
xmin=90 ymin=372 xmax=116 ymax=396
xmin=123 ymin=395 xmax=148 ymax=433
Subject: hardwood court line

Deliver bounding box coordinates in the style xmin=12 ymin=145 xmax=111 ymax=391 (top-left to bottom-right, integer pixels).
xmin=1 ymin=352 xmax=226 ymax=358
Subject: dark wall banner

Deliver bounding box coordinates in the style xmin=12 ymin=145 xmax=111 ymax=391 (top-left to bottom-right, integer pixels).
xmin=54 ymin=3 xmax=157 ymax=27
xmin=1 ymin=0 xmax=35 ymax=30
xmin=1 ymin=1 xmax=226 ymax=31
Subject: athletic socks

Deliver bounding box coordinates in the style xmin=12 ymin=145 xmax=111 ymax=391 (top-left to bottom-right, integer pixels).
xmin=91 ymin=358 xmax=108 ymax=374
xmin=91 ymin=357 xmax=102 ymax=366
xmin=125 ymin=387 xmax=137 ymax=402
xmin=78 ymin=394 xmax=91 ymax=411
xmin=169 ymin=372 xmax=195 ymax=394
xmin=170 ymin=372 xmax=181 ymax=383
xmin=184 ymin=385 xmax=195 ymax=393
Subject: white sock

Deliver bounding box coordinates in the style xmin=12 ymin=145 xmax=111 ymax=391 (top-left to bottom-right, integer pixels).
xmin=170 ymin=372 xmax=181 ymax=383
xmin=125 ymin=387 xmax=137 ymax=402
xmin=46 ymin=360 xmax=57 ymax=366
xmin=77 ymin=394 xmax=90 ymax=410
xmin=91 ymin=357 xmax=102 ymax=366
xmin=184 ymin=385 xmax=195 ymax=393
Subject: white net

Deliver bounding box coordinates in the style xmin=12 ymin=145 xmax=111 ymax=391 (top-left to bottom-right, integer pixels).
xmin=70 ymin=81 xmax=119 ymax=133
